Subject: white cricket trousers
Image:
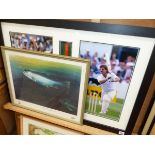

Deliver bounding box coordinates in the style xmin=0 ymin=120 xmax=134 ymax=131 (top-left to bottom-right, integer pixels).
xmin=101 ymin=90 xmax=116 ymax=113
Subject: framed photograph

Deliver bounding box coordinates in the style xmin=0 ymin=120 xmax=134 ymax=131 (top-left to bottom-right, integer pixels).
xmin=20 ymin=115 xmax=83 ymax=135
xmin=79 ymin=40 xmax=140 ymax=131
xmin=80 ymin=41 xmax=139 ymax=114
xmin=0 ymin=20 xmax=155 ymax=134
xmin=59 ymin=41 xmax=72 ymax=56
xmin=79 ymin=36 xmax=154 ymax=133
xmin=9 ymin=32 xmax=53 ymax=53
xmin=1 ymin=46 xmax=90 ymax=124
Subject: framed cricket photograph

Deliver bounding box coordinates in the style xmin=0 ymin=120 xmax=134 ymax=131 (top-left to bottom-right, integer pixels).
xmin=0 ymin=20 xmax=155 ymax=134
xmin=20 ymin=115 xmax=83 ymax=135
xmin=1 ymin=46 xmax=90 ymax=124
xmin=79 ymin=40 xmax=141 ymax=131
xmin=9 ymin=32 xmax=53 ymax=53
xmin=80 ymin=40 xmax=139 ymax=116
xmin=79 ymin=35 xmax=154 ymax=133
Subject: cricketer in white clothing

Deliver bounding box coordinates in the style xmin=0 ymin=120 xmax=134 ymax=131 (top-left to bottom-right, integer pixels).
xmin=97 ymin=65 xmax=120 ymax=114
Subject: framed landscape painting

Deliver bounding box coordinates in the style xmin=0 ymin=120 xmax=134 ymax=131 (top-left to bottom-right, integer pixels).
xmin=0 ymin=19 xmax=155 ymax=134
xmin=20 ymin=115 xmax=83 ymax=135
xmin=1 ymin=46 xmax=90 ymax=124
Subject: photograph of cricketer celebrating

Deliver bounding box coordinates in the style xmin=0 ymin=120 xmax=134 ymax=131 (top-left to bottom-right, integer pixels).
xmin=80 ymin=40 xmax=139 ymax=121
xmin=97 ymin=64 xmax=120 ymax=114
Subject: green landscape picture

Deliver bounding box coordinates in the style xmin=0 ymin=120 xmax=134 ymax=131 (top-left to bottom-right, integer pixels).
xmin=29 ymin=124 xmax=61 ymax=135
xmin=9 ymin=54 xmax=82 ymax=115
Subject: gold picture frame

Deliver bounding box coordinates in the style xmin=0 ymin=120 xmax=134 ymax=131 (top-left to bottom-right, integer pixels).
xmin=1 ymin=46 xmax=90 ymax=124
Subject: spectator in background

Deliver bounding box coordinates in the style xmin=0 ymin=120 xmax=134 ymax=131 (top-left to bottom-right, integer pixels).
xmin=110 ymin=53 xmax=119 ymax=66
xmin=126 ymin=56 xmax=132 ymax=63
xmin=83 ymin=50 xmax=91 ymax=59
xmin=91 ymin=59 xmax=99 ymax=74
xmin=116 ymin=62 xmax=127 ymax=82
xmin=111 ymin=61 xmax=120 ymax=74
xmin=92 ymin=51 xmax=99 ymax=64
xmin=46 ymin=39 xmax=53 ymax=53
xmin=124 ymin=62 xmax=134 ymax=83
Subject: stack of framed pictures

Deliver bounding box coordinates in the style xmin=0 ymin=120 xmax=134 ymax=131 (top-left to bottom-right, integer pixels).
xmin=0 ymin=19 xmax=155 ymax=134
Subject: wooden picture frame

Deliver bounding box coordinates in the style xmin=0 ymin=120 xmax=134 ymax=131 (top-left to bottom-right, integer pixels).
xmin=0 ymin=19 xmax=155 ymax=134
xmin=1 ymin=46 xmax=90 ymax=124
xmin=20 ymin=115 xmax=83 ymax=135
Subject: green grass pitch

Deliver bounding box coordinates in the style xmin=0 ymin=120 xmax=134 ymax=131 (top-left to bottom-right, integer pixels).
xmin=85 ymin=97 xmax=124 ymax=121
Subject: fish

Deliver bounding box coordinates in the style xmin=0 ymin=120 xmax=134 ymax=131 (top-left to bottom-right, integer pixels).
xmin=23 ymin=70 xmax=70 ymax=89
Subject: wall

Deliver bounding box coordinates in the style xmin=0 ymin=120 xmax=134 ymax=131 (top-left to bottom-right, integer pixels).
xmin=71 ymin=19 xmax=155 ymax=28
